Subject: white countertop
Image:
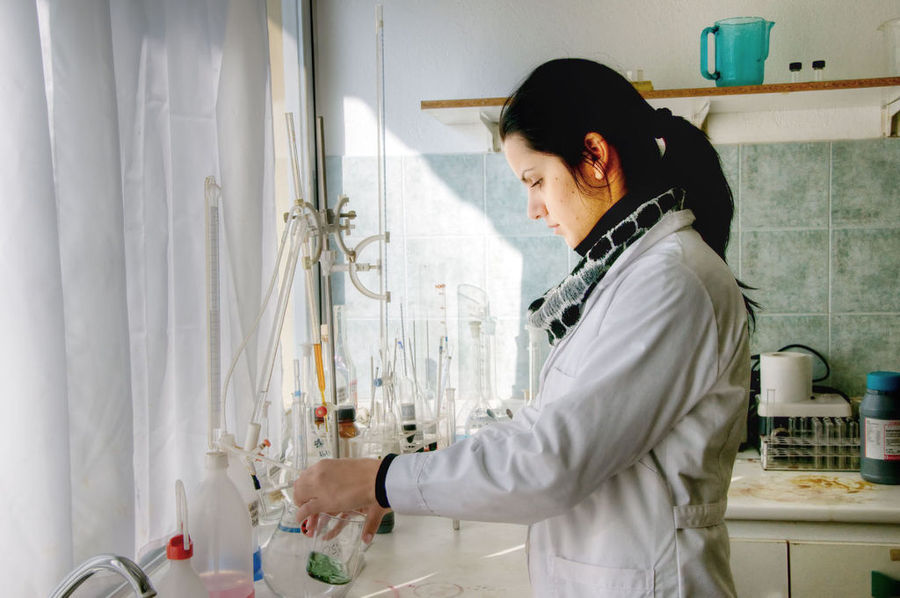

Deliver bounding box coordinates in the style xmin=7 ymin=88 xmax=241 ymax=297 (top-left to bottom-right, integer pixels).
xmin=726 ymin=452 xmax=900 ymax=524
xmin=254 ymin=516 xmax=530 ymax=598
xmin=249 ymin=454 xmax=900 ymax=597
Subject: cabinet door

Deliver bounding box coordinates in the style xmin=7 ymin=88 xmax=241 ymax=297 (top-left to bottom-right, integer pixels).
xmin=790 ymin=541 xmax=900 ymax=597
xmin=730 ymin=538 xmax=789 ymax=598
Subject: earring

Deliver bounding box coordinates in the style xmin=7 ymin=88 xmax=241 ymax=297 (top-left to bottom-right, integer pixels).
xmin=594 ymin=167 xmax=604 ymax=181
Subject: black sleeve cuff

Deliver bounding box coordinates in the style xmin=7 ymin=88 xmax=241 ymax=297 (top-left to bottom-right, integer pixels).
xmin=375 ymin=453 xmax=398 ymax=509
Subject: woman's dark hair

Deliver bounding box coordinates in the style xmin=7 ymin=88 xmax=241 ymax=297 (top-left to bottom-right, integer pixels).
xmin=500 ymin=58 xmax=757 ymax=323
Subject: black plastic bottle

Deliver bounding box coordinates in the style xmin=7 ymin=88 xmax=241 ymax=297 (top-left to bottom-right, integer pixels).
xmin=860 ymin=371 xmax=900 ymax=484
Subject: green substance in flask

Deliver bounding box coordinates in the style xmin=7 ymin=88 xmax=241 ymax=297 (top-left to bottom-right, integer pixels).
xmin=307 ymin=551 xmax=351 ymax=585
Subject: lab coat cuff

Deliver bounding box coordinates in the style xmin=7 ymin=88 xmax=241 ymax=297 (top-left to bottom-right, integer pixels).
xmin=384 ymin=452 xmax=435 ymax=515
xmin=375 ymin=453 xmax=398 ymax=508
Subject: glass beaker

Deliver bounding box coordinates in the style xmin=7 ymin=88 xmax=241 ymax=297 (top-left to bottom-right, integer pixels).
xmin=262 ymin=503 xmax=313 ymax=597
xmin=306 ymin=511 xmax=366 ymax=596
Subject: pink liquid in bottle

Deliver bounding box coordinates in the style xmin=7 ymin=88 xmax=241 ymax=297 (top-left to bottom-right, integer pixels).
xmin=200 ymin=570 xmax=255 ymax=598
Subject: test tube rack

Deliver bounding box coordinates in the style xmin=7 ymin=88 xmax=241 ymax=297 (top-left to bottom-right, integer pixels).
xmin=757 ymin=394 xmax=860 ymax=472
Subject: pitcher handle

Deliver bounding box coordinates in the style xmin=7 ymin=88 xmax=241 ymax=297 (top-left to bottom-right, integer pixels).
xmin=700 ymin=25 xmax=719 ymax=81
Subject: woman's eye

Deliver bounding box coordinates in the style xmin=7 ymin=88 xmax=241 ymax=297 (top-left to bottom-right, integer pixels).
xmin=530 ymin=178 xmax=542 ymax=189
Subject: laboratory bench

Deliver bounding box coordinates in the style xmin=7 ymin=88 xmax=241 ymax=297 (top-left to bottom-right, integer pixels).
xmin=726 ymin=450 xmax=900 ymax=597
xmin=253 ymin=450 xmax=900 ymax=597
xmin=253 ymin=515 xmax=530 ymax=597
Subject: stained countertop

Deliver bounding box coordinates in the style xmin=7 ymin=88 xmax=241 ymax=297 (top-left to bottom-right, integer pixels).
xmin=726 ymin=451 xmax=900 ymax=523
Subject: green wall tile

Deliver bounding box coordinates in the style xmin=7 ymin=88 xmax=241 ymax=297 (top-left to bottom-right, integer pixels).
xmin=403 ymin=154 xmax=485 ymax=236
xmin=742 ymin=230 xmax=828 ymax=313
xmin=485 ymin=152 xmax=552 ymax=237
xmin=714 ymin=143 xmax=740 ymax=233
xmin=750 ymin=315 xmax=829 ymax=359
xmin=832 ymin=138 xmax=900 ymax=227
xmin=832 ymin=228 xmax=900 ymax=313
xmin=486 ymin=235 xmax=569 ymax=319
xmin=740 ymin=142 xmax=829 ymax=229
xmin=830 ymin=315 xmax=900 ymax=397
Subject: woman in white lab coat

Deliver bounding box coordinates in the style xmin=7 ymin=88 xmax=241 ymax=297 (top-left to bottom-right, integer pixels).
xmin=294 ymin=58 xmax=754 ymax=597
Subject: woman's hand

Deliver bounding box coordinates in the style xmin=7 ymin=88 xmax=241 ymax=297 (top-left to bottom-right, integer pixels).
xmin=293 ymin=458 xmax=388 ymax=543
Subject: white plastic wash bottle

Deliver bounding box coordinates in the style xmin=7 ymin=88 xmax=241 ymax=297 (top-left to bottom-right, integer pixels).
xmin=155 ymin=480 xmax=207 ymax=597
xmin=191 ymin=451 xmax=255 ymax=598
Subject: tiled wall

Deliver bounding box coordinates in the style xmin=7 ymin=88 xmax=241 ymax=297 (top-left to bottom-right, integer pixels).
xmin=328 ymin=138 xmax=899 ymax=403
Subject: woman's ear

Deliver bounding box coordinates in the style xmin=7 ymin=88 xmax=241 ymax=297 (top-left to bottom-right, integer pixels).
xmin=583 ymin=132 xmax=609 ymax=180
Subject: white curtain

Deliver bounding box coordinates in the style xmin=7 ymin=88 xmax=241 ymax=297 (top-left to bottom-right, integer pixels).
xmin=0 ymin=1 xmax=278 ymax=594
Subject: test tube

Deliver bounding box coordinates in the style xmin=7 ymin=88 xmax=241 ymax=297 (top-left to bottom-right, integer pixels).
xmin=813 ymin=417 xmax=824 ymax=469
xmin=849 ymin=419 xmax=860 ymax=470
xmin=824 ymin=418 xmax=836 ymax=469
xmin=836 ymin=418 xmax=848 ymax=469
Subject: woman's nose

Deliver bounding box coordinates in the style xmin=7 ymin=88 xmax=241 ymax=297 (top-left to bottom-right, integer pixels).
xmin=527 ymin=193 xmax=546 ymax=220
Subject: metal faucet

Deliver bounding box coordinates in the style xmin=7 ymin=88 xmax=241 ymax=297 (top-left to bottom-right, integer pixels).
xmin=49 ymin=553 xmax=157 ymax=598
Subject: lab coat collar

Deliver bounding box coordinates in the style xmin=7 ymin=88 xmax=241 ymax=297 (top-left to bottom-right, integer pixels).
xmin=546 ymin=209 xmax=696 ymax=359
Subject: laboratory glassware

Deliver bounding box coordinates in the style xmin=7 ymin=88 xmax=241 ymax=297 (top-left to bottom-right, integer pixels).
xmin=457 ymin=284 xmax=505 ymax=438
xmin=156 ymin=480 xmax=207 ymax=597
xmin=337 ymin=405 xmax=360 ymax=458
xmin=206 ymin=176 xmax=224 ymax=450
xmin=310 ymin=404 xmax=334 ymax=463
xmin=758 ymin=394 xmax=858 ymax=471
xmin=191 ymin=452 xmax=254 ymax=598
xmin=526 ymin=324 xmax=546 ymax=405
xmin=262 ymin=502 xmax=314 ymax=598
xmin=305 ymin=511 xmax=366 ymax=596
xmin=333 ymin=305 xmax=358 ymax=407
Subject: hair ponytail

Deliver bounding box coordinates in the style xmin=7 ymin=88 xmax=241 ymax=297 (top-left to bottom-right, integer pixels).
xmin=655 ymin=112 xmax=732 ymax=260
xmin=500 ymin=58 xmax=757 ymax=325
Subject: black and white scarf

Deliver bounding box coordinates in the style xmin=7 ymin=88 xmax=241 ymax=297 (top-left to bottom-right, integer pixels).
xmin=527 ymin=187 xmax=685 ymax=345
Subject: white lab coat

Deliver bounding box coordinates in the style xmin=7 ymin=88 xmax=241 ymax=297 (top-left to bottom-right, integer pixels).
xmin=386 ymin=210 xmax=750 ymax=597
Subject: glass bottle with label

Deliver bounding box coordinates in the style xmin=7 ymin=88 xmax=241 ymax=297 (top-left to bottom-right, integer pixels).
xmin=860 ymin=371 xmax=900 ymax=484
xmin=337 ymin=405 xmax=360 ymax=458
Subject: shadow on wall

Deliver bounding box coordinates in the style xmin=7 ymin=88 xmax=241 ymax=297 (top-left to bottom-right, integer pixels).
xmin=327 ymin=151 xmax=567 ymax=403
xmin=327 ymin=135 xmax=900 ymax=403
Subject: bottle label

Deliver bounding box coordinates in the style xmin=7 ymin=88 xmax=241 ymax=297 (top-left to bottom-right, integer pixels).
xmin=400 ymin=403 xmax=416 ymax=422
xmin=248 ymin=499 xmax=259 ymax=526
xmin=865 ymin=417 xmax=900 ymax=461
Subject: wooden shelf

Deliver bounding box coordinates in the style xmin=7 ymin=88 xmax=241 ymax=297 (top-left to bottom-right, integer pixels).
xmin=421 ymin=77 xmax=900 ymax=149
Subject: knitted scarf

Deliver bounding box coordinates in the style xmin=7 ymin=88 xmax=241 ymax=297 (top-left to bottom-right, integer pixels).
xmin=527 ymin=187 xmax=685 ymax=345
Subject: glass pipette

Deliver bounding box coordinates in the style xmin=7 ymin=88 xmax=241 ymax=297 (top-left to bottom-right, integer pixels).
xmin=205 ymin=177 xmax=223 ymax=450
xmin=286 ymin=113 xmax=328 ymax=410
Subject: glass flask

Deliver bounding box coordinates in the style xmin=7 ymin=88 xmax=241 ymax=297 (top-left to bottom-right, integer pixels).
xmin=332 ymin=305 xmax=358 ymax=407
xmin=457 ymin=284 xmax=506 ymax=438
xmin=262 ymin=502 xmax=313 ymax=597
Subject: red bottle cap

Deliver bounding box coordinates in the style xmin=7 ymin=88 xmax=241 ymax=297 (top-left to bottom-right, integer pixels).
xmin=166 ymin=534 xmax=193 ymax=560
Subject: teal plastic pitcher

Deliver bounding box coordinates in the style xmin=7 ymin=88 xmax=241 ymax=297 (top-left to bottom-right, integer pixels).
xmin=701 ymin=17 xmax=775 ymax=86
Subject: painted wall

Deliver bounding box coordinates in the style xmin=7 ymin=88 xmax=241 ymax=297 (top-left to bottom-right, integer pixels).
xmin=312 ymin=2 xmax=900 ymax=411
xmin=314 ymin=0 xmax=899 ymax=156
